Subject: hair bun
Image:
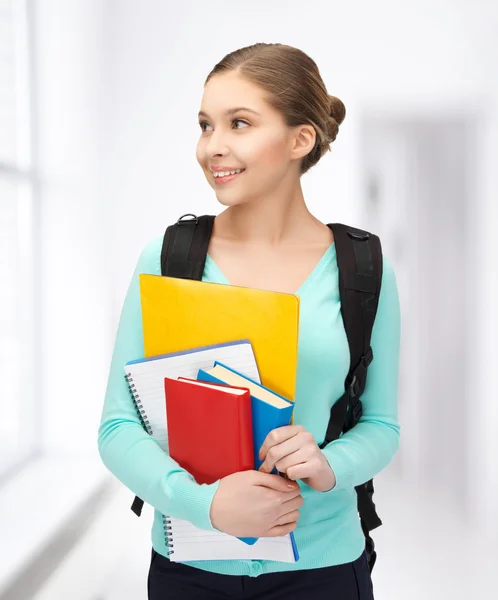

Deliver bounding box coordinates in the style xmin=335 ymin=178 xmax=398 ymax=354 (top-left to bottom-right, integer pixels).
xmin=329 ymin=95 xmax=346 ymax=126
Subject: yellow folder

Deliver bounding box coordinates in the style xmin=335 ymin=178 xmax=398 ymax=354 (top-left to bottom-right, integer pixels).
xmin=139 ymin=274 xmax=300 ymax=404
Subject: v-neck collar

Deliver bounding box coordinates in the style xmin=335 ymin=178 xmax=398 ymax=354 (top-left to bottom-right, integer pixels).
xmin=204 ymin=242 xmax=336 ymax=296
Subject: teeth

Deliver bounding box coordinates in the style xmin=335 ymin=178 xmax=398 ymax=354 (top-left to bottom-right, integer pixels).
xmin=213 ymin=169 xmax=244 ymax=178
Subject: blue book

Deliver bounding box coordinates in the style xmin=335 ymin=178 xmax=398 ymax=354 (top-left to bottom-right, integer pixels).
xmin=197 ymin=361 xmax=295 ymax=471
xmin=197 ymin=361 xmax=298 ymax=554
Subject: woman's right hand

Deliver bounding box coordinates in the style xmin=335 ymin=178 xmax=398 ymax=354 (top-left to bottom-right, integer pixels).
xmin=209 ymin=470 xmax=303 ymax=538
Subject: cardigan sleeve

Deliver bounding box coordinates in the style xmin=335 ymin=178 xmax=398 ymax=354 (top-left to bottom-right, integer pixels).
xmin=321 ymin=255 xmax=401 ymax=492
xmin=97 ymin=236 xmax=221 ymax=530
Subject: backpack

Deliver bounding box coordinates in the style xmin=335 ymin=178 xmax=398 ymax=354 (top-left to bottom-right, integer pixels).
xmin=130 ymin=213 xmax=384 ymax=573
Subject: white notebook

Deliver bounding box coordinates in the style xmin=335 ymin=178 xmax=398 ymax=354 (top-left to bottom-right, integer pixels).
xmin=124 ymin=339 xmax=261 ymax=452
xmin=166 ymin=517 xmax=299 ymax=563
xmin=123 ymin=339 xmax=300 ymax=563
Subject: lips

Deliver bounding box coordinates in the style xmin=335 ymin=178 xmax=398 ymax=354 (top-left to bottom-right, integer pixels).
xmin=212 ymin=169 xmax=246 ymax=184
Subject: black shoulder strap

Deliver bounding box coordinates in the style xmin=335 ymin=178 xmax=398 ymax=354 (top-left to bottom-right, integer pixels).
xmin=319 ymin=223 xmax=383 ymax=446
xmin=319 ymin=222 xmax=383 ymax=573
xmin=161 ymin=213 xmax=215 ymax=279
xmin=130 ymin=213 xmax=215 ymax=518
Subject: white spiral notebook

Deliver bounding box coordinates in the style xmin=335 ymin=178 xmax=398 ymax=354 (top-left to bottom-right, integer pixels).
xmin=123 ymin=339 xmax=299 ymax=563
xmin=165 ymin=516 xmax=299 ymax=563
xmin=124 ymin=339 xmax=261 ymax=453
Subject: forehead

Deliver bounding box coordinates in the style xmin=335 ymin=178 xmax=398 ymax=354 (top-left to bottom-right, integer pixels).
xmin=200 ymin=72 xmax=268 ymax=114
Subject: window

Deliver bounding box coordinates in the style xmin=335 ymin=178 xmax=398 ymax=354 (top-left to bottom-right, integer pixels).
xmin=0 ymin=0 xmax=39 ymax=480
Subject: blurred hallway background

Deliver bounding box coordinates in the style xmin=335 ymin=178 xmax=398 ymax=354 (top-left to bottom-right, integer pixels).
xmin=1 ymin=0 xmax=497 ymax=598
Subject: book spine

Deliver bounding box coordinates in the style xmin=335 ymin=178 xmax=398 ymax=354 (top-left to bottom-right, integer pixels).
xmin=124 ymin=372 xmax=153 ymax=435
xmin=290 ymin=530 xmax=300 ymax=561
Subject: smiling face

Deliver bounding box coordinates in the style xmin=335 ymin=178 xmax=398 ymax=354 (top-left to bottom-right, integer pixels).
xmin=196 ymin=72 xmax=307 ymax=208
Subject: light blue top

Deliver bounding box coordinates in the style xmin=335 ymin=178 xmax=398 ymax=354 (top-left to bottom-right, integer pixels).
xmin=98 ymin=234 xmax=401 ymax=577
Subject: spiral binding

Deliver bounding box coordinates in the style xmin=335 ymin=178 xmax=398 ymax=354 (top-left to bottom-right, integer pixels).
xmin=125 ymin=372 xmax=174 ymax=552
xmin=124 ymin=372 xmax=153 ymax=436
xmin=163 ymin=515 xmax=175 ymax=555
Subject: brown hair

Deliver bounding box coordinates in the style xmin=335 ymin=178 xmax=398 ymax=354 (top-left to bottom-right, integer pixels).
xmin=204 ymin=43 xmax=346 ymax=176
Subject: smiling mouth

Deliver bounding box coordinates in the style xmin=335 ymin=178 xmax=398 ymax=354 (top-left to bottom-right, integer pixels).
xmin=212 ymin=169 xmax=246 ymax=184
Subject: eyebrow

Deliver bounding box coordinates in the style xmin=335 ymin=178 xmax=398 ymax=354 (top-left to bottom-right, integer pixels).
xmin=198 ymin=107 xmax=261 ymax=119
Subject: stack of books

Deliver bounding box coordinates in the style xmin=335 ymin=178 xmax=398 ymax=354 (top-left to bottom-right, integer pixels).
xmin=123 ymin=274 xmax=301 ymax=563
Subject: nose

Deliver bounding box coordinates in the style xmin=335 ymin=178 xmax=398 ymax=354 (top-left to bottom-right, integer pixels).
xmin=205 ymin=127 xmax=230 ymax=157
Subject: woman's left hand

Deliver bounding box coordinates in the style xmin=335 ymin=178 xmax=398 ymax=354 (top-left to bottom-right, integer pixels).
xmin=258 ymin=425 xmax=336 ymax=492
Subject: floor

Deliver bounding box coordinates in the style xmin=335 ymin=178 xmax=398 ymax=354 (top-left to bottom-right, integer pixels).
xmin=10 ymin=471 xmax=496 ymax=600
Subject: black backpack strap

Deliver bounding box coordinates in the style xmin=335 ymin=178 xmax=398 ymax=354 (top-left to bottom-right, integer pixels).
xmin=131 ymin=213 xmax=215 ymax=517
xmin=161 ymin=213 xmax=215 ymax=279
xmin=319 ymin=223 xmax=383 ymax=573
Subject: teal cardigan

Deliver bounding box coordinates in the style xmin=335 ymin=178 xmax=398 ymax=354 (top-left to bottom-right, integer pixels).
xmin=98 ymin=235 xmax=401 ymax=577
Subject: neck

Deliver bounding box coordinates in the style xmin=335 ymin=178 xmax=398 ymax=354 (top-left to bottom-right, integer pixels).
xmin=214 ymin=179 xmax=326 ymax=247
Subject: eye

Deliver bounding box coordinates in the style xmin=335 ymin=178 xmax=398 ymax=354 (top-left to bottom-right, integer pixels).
xmin=232 ymin=118 xmax=249 ymax=129
xmin=198 ymin=118 xmax=249 ymax=132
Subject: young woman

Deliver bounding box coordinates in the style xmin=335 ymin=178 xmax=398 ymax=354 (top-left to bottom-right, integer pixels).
xmin=98 ymin=42 xmax=401 ymax=599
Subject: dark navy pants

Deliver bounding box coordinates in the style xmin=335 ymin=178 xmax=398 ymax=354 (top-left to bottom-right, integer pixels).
xmin=147 ymin=547 xmax=374 ymax=599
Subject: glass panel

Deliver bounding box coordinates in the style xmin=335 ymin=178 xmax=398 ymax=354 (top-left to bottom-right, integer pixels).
xmin=0 ymin=2 xmax=17 ymax=164
xmin=0 ymin=175 xmax=37 ymax=479
xmin=0 ymin=0 xmax=32 ymax=168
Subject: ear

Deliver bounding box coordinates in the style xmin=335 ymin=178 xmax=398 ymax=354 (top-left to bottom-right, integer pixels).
xmin=290 ymin=124 xmax=316 ymax=161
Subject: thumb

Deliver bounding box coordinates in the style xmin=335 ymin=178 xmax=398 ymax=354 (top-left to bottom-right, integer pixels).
xmin=254 ymin=471 xmax=299 ymax=491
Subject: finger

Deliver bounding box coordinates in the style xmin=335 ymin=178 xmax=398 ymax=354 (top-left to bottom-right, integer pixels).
xmin=253 ymin=471 xmax=299 ymax=491
xmin=265 ymin=522 xmax=297 ymax=538
xmin=274 ymin=488 xmax=302 ymax=504
xmin=273 ymin=449 xmax=310 ymax=476
xmin=259 ymin=425 xmax=305 ymax=461
xmin=259 ymin=436 xmax=306 ymax=474
xmin=275 ymin=509 xmax=300 ymax=526
xmin=282 ymin=488 xmax=304 ymax=503
xmin=281 ymin=493 xmax=304 ymax=510
xmin=285 ymin=461 xmax=317 ymax=481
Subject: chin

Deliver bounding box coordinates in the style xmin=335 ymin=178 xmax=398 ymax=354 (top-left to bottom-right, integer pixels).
xmin=214 ymin=194 xmax=247 ymax=208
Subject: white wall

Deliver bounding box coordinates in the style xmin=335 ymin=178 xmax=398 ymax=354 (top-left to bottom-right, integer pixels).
xmin=472 ymin=86 xmax=498 ymax=528
xmin=35 ymin=0 xmax=111 ymax=454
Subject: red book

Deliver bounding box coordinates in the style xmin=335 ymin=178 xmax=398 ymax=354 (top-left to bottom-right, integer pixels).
xmin=164 ymin=376 xmax=254 ymax=484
